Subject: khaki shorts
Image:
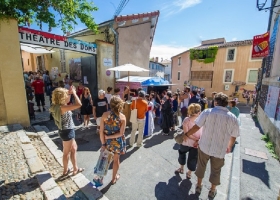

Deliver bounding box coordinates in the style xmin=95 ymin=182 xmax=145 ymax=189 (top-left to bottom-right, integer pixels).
xmin=96 ymin=117 xmax=101 ymax=126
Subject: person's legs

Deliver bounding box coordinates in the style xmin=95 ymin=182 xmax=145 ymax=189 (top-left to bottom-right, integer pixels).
xmin=40 ymin=94 xmax=45 ymax=110
xmin=111 ymin=153 xmax=120 ymax=183
xmin=186 ymin=147 xmax=198 ymax=176
xmin=62 ymin=140 xmax=74 ymax=174
xmin=83 ymin=115 xmax=87 ymax=126
xmin=136 ymin=120 xmax=145 ymax=147
xmin=195 ymin=148 xmax=210 ymax=187
xmin=35 ymin=94 xmax=41 ymax=111
xmin=209 ymin=156 xmax=225 ymax=191
xmin=177 ymin=145 xmax=189 ymax=173
xmin=129 ymin=122 xmax=138 ymax=146
xmin=70 ymin=139 xmax=78 ymax=172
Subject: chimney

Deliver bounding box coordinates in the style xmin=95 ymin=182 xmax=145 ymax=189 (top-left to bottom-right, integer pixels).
xmin=155 ymin=57 xmax=158 ymax=62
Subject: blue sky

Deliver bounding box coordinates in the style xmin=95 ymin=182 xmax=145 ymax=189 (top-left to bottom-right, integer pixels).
xmin=30 ymin=0 xmax=271 ymax=60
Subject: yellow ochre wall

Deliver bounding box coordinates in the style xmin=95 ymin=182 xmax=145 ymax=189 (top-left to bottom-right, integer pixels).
xmin=191 ymin=45 xmax=262 ymax=101
xmin=0 ymin=19 xmax=30 ymax=126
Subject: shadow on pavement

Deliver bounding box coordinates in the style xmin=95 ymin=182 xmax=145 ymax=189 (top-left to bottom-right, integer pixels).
xmin=242 ymin=159 xmax=270 ymax=188
xmin=143 ymin=131 xmax=176 ymax=148
xmin=154 ymin=174 xmax=198 ymax=200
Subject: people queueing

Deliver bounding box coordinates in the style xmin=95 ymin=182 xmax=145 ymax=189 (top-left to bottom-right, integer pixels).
xmin=161 ymin=91 xmax=174 ymax=136
xmin=143 ymin=94 xmax=154 ymax=137
xmin=184 ymin=92 xmax=240 ymax=198
xmin=175 ymin=103 xmax=202 ymax=179
xmin=49 ymin=86 xmax=84 ymax=176
xmin=80 ymin=87 xmax=93 ymax=129
xmin=179 ymin=86 xmax=191 ymax=122
xmin=31 ymin=75 xmax=46 ymax=112
xmin=172 ymin=93 xmax=179 ymax=131
xmin=93 ymin=90 xmax=108 ymax=134
xmin=105 ymin=87 xmax=113 ymax=110
xmin=99 ymin=96 xmax=126 ymax=184
xmin=211 ymin=91 xmax=217 ymax=108
xmin=129 ymin=90 xmax=148 ymax=147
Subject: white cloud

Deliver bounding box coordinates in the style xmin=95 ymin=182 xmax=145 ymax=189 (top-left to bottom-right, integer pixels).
xmin=232 ymin=37 xmax=237 ymax=41
xmin=161 ymin=0 xmax=202 ymax=17
xmin=150 ymin=44 xmax=191 ymax=60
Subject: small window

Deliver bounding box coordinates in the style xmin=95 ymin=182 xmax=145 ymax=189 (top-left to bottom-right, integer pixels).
xmin=178 ymin=57 xmax=181 ymax=65
xmin=152 ymin=64 xmax=154 ymax=69
xmin=227 ymin=49 xmax=235 ymax=61
xmin=178 ymin=72 xmax=181 ymax=80
xmin=248 ymin=70 xmax=258 ymax=83
xmin=223 ymin=69 xmax=234 ymax=83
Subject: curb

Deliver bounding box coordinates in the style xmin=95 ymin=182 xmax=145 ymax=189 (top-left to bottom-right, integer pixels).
xmin=39 ymin=127 xmax=108 ymax=200
xmin=228 ymin=115 xmax=242 ymax=199
xmin=36 ymin=171 xmax=67 ymax=200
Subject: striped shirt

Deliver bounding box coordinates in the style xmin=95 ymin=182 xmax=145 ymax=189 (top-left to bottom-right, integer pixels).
xmin=195 ymin=106 xmax=240 ymax=159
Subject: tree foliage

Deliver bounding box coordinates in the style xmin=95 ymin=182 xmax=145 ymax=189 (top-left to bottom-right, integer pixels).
xmin=0 ymin=0 xmax=98 ymax=33
xmin=190 ymin=46 xmax=218 ymax=64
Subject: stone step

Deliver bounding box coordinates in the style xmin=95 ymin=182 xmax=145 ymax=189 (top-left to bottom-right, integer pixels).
xmin=33 ymin=130 xmax=108 ymax=200
xmin=36 ymin=171 xmax=67 ymax=200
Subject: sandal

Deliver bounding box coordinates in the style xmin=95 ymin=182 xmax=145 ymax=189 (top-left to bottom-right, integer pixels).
xmin=111 ymin=174 xmax=120 ymax=185
xmin=186 ymin=172 xmax=191 ymax=179
xmin=175 ymin=168 xmax=184 ymax=174
xmin=72 ymin=168 xmax=85 ymax=176
xmin=195 ymin=184 xmax=203 ymax=194
xmin=208 ymin=189 xmax=217 ymax=198
xmin=62 ymin=168 xmax=71 ymax=177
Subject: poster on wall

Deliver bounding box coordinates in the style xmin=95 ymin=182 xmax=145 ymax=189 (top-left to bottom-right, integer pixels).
xmin=275 ymin=90 xmax=280 ymax=130
xmin=264 ymin=86 xmax=280 ymax=122
xmin=251 ymin=32 xmax=269 ymax=58
xmin=69 ymin=58 xmax=82 ymax=82
xmin=50 ymin=67 xmax=59 ymax=80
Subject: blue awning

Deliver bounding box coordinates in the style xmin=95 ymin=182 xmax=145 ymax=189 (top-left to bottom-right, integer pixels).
xmin=141 ymin=77 xmax=170 ymax=86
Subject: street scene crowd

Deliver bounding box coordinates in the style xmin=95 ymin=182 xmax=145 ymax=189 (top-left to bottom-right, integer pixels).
xmin=23 ymin=70 xmax=246 ymax=198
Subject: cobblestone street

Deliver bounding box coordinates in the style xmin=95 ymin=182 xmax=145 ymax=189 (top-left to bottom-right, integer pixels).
xmin=0 ymin=132 xmax=44 ymax=200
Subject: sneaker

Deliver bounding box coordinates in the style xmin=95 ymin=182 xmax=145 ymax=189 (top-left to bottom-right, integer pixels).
xmin=208 ymin=189 xmax=217 ymax=198
xmin=36 ymin=109 xmax=41 ymax=112
xmin=136 ymin=144 xmax=142 ymax=148
xmin=195 ymin=184 xmax=203 ymax=194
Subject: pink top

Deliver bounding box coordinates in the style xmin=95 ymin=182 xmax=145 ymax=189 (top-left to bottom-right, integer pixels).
xmin=182 ymin=117 xmax=202 ymax=148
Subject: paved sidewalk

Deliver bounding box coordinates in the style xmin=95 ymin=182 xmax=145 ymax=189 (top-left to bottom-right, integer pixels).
xmin=239 ymin=113 xmax=280 ymax=200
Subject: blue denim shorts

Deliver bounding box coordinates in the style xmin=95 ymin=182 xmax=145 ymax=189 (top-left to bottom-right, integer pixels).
xmin=58 ymin=129 xmax=75 ymax=141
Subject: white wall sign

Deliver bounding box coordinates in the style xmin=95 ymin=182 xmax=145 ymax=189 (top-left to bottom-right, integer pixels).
xmin=103 ymin=58 xmax=113 ymax=67
xmin=19 ymin=27 xmax=97 ymax=54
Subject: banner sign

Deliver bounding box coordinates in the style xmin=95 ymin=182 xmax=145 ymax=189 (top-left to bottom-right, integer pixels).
xmin=251 ymin=32 xmax=269 ymax=58
xmin=18 ymin=27 xmax=97 ymax=54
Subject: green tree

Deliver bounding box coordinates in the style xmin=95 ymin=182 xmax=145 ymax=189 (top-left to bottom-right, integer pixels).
xmin=0 ymin=0 xmax=98 ymax=33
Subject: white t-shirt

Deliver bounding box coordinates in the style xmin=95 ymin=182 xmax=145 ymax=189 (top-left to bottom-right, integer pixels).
xmin=105 ymin=93 xmax=112 ymax=104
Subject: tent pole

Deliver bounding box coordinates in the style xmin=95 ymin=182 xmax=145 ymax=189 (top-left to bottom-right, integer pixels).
xmin=128 ymin=71 xmax=130 ymax=100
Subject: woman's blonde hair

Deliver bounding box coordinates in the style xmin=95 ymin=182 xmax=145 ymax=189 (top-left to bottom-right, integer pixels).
xmin=110 ymin=96 xmax=124 ymax=115
xmin=188 ymin=103 xmax=201 ymax=116
xmin=52 ymin=87 xmax=68 ymax=105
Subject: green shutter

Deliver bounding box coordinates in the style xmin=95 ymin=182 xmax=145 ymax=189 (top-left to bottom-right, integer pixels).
xmin=248 ymin=70 xmax=258 ymax=83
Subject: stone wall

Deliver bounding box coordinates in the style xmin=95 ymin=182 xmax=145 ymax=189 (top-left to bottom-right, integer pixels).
xmin=257 ymin=105 xmax=280 ymax=157
xmin=0 ymin=19 xmax=30 ymax=126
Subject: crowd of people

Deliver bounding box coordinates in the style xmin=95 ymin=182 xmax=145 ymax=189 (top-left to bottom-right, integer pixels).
xmin=24 ymin=71 xmax=241 ymax=197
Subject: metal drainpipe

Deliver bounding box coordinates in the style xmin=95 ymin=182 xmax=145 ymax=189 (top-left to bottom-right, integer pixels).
xmin=110 ymin=23 xmax=118 ymax=67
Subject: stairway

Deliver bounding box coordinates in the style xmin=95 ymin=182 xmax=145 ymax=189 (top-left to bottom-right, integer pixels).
xmin=0 ymin=124 xmax=108 ymax=200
